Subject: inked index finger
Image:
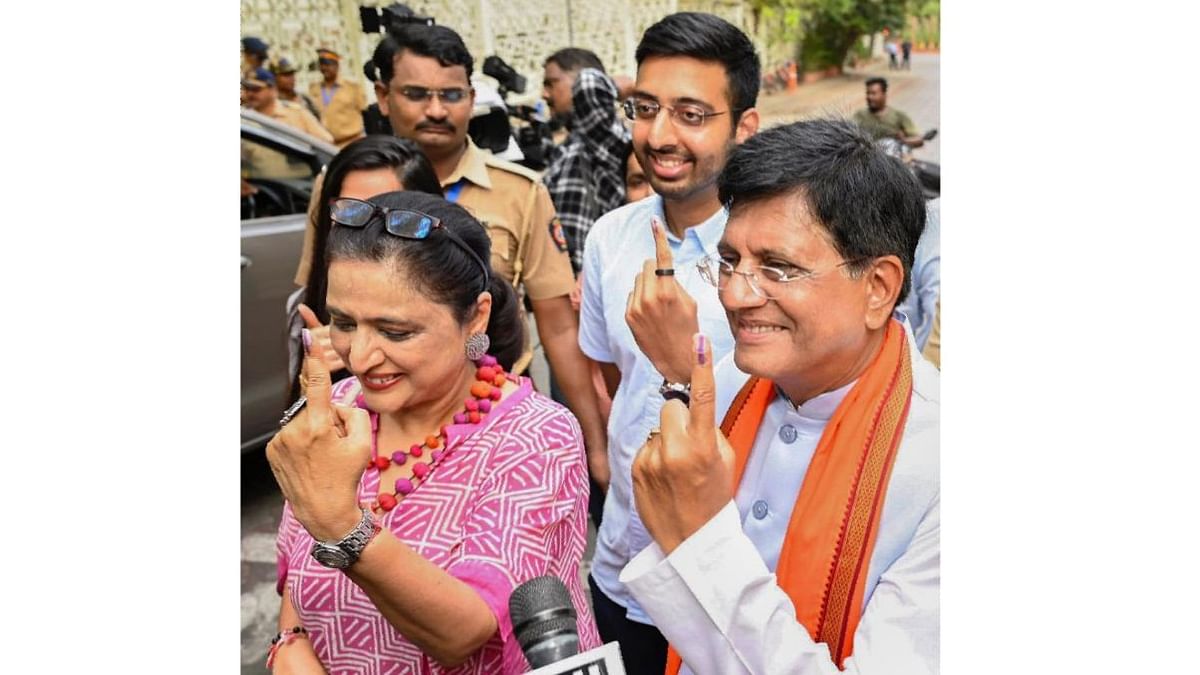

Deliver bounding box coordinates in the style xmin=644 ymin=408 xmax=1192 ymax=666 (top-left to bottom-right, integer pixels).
xmin=299 ymin=328 xmax=333 ymax=427
xmin=651 ymin=216 xmax=674 ymax=270
xmin=686 ymin=333 xmax=717 ymax=436
xmin=297 ymin=303 xmax=324 ymax=330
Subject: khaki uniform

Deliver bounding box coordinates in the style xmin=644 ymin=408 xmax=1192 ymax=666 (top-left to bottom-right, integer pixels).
xmin=293 ymin=139 xmax=575 ymax=373
xmin=243 ymin=101 xmax=333 ymax=179
xmin=310 ymin=77 xmax=367 ymax=147
xmin=446 ymin=139 xmax=576 ymax=301
xmin=269 ymin=99 xmax=334 ymax=143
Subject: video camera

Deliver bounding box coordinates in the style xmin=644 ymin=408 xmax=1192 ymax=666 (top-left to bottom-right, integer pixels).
xmin=360 ymin=2 xmax=434 ymax=35
xmin=357 ymin=4 xmax=554 ymax=171
xmin=473 ymin=55 xmax=556 ymax=171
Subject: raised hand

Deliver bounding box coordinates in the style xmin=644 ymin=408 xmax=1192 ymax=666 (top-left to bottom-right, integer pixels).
xmin=631 ymin=333 xmax=735 ymax=554
xmin=625 ymin=217 xmax=700 ymax=383
xmin=297 ymin=303 xmax=346 ymax=376
xmin=267 ymin=333 xmax=372 ymax=542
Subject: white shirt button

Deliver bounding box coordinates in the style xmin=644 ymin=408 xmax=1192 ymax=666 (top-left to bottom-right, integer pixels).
xmin=752 ymin=500 xmax=769 ymax=520
xmin=779 ymin=424 xmax=798 ymax=444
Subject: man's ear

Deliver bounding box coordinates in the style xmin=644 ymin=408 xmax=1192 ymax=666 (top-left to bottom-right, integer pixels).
xmin=863 ymin=255 xmax=904 ymax=330
xmin=375 ymin=82 xmax=390 ymax=116
xmin=734 ymin=107 xmax=760 ymax=144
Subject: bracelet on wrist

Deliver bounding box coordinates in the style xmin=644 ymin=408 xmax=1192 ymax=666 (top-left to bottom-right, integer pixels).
xmin=265 ymin=626 xmax=309 ymax=669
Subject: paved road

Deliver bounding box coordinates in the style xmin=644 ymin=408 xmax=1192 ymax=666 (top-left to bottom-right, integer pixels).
xmin=756 ymin=52 xmax=940 ymax=163
xmin=241 ymin=453 xmax=286 ymax=674
xmin=240 ymin=50 xmax=939 ymax=674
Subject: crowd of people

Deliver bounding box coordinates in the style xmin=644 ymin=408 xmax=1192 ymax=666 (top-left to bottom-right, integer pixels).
xmin=246 ymin=10 xmax=940 ymax=674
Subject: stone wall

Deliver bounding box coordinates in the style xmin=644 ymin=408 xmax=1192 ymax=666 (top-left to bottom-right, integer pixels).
xmin=241 ymin=0 xmax=788 ymax=104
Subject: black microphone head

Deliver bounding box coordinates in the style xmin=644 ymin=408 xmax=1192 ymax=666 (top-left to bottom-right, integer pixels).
xmin=509 ymin=575 xmax=579 ymax=666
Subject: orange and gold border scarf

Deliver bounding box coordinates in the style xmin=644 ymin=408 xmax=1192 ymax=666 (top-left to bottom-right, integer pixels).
xmin=666 ymin=319 xmax=913 ymax=673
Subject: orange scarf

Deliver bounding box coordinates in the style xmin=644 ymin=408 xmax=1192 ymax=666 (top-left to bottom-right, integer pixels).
xmin=666 ymin=319 xmax=913 ymax=673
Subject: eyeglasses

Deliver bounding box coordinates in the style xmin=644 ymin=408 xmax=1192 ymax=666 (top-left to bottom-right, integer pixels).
xmin=696 ymin=255 xmax=869 ymax=300
xmin=397 ymin=86 xmax=470 ymax=104
xmin=330 ymin=198 xmax=489 ymax=289
xmin=622 ymin=98 xmax=740 ymax=128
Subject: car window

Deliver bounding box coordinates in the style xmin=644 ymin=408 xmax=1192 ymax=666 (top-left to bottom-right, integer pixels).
xmin=241 ymin=134 xmax=318 ymax=219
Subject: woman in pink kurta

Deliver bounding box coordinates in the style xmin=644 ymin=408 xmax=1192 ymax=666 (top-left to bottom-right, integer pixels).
xmin=267 ymin=188 xmax=599 ymax=674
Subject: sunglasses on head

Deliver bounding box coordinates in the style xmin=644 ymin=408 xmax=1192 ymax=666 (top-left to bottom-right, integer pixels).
xmin=329 ymin=198 xmax=490 ymax=290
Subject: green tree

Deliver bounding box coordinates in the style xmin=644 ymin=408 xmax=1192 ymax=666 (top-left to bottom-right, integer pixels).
xmin=753 ymin=0 xmax=915 ymax=73
xmin=911 ymin=0 xmax=940 ymax=48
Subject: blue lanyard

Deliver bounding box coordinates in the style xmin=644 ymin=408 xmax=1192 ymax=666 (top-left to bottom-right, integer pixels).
xmin=444 ymin=179 xmax=466 ymax=204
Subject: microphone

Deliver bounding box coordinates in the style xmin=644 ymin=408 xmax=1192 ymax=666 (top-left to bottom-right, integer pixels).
xmin=509 ymin=576 xmax=627 ymax=674
xmin=509 ymin=576 xmax=580 ymax=668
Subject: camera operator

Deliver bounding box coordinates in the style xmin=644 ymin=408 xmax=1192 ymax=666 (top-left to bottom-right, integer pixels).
xmin=541 ymin=49 xmax=630 ymax=275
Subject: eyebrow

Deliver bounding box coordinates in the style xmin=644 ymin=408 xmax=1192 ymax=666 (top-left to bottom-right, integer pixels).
xmin=716 ymin=243 xmax=803 ymax=264
xmin=630 ymin=90 xmax=717 ymax=110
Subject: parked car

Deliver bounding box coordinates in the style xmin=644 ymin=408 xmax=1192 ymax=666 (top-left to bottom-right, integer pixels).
xmin=241 ymin=109 xmax=338 ymax=452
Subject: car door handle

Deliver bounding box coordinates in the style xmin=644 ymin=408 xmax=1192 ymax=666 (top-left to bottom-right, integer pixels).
xmin=241 ymin=255 xmax=252 ymax=270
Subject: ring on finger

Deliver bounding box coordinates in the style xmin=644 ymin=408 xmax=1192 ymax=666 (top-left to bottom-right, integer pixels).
xmin=279 ymin=396 xmax=308 ymax=428
xmin=654 ymin=268 xmax=675 ymax=277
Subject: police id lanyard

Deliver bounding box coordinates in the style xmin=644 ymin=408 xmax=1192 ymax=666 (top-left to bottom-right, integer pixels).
xmin=444 ymin=179 xmax=466 ymax=204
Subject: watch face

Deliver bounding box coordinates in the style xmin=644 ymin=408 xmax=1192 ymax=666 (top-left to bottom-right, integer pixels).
xmin=312 ymin=544 xmax=352 ymax=569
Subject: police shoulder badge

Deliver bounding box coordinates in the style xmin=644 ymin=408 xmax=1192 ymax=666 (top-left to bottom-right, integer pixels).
xmin=549 ymin=217 xmax=568 ymax=252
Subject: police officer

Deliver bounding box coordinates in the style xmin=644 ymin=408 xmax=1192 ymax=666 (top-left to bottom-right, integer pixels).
xmin=309 ymin=48 xmax=368 ymax=148
xmin=242 ymin=36 xmax=269 ymax=78
xmin=292 ymin=25 xmax=609 ymax=486
xmin=271 ymin=57 xmax=322 ymax=120
xmin=242 ymin=67 xmax=333 ymax=143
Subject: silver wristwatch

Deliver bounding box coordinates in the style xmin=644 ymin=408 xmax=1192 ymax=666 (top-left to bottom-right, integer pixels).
xmin=310 ymin=508 xmax=380 ymax=569
xmin=659 ymin=378 xmax=692 ymax=406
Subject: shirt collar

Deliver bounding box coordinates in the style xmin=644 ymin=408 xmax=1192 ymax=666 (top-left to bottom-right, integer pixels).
xmin=440 ymin=137 xmax=492 ymax=191
xmin=651 ymin=196 xmax=727 ymax=255
xmin=773 ymin=378 xmax=856 ymax=422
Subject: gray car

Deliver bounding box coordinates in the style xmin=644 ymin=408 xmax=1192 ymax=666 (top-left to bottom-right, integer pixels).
xmin=241 ymin=109 xmax=338 ymax=452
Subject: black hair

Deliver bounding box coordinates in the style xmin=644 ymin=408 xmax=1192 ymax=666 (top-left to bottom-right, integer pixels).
xmin=302 ymin=135 xmax=442 ymax=329
xmin=866 ymin=77 xmax=889 ymax=92
xmin=717 ymin=118 xmax=926 ymax=303
xmin=289 ymin=136 xmax=441 ymax=400
xmin=635 ymin=12 xmax=760 ymax=120
xmin=544 ymin=48 xmax=606 ymax=74
xmin=325 ymin=190 xmax=526 ymax=371
xmin=372 ymin=24 xmax=474 ymax=85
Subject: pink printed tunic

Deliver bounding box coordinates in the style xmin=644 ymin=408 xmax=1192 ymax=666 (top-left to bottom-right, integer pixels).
xmin=276 ymin=376 xmax=601 ymax=674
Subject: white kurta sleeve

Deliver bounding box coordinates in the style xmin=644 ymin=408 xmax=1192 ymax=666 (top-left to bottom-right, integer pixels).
xmin=621 ymin=497 xmax=940 ymax=675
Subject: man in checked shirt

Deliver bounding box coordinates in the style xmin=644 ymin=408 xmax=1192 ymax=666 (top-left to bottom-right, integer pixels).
xmin=541 ymin=48 xmax=632 ymax=275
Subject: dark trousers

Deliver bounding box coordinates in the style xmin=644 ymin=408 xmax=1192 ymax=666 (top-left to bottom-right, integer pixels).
xmin=588 ymin=574 xmax=667 ymax=674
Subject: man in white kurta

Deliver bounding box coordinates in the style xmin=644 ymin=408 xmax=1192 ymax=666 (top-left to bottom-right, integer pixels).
xmin=620 ymin=118 xmax=938 ymax=674
xmin=620 ymin=330 xmax=939 ymax=674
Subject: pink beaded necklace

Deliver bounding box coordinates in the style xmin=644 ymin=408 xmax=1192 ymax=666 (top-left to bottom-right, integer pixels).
xmin=360 ymin=355 xmax=509 ymax=512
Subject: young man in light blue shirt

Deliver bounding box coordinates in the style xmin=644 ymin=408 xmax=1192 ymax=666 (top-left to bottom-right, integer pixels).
xmin=576 ymin=12 xmax=761 ymax=673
